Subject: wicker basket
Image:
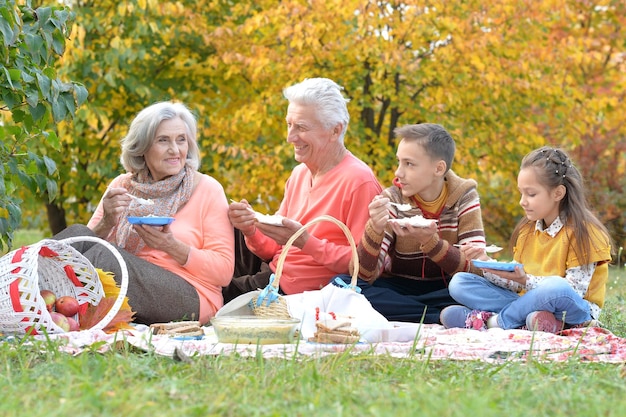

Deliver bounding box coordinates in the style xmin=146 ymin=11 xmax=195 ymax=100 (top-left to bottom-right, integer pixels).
xmin=250 ymin=215 xmax=359 ymax=318
xmin=0 ymin=236 xmax=129 ymax=335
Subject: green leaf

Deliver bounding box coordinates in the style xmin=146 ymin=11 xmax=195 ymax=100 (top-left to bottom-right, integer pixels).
xmin=36 ymin=72 xmax=52 ymax=100
xmin=45 ymin=177 xmax=58 ymax=201
xmin=43 ymin=155 xmax=57 ymax=175
xmin=36 ymin=7 xmax=52 ymax=30
xmin=29 ymin=102 xmax=47 ymax=122
xmin=51 ymin=99 xmax=67 ymax=122
xmin=0 ymin=10 xmax=16 ymax=47
xmin=74 ymin=83 xmax=88 ymax=105
xmin=2 ymin=66 xmax=15 ymax=89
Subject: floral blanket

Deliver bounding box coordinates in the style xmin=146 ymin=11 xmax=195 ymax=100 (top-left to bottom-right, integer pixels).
xmin=21 ymin=323 xmax=626 ymax=363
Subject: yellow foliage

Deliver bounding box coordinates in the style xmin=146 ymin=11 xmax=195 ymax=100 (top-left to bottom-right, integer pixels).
xmin=96 ymin=268 xmax=132 ymax=312
xmin=35 ymin=0 xmax=624 ymax=248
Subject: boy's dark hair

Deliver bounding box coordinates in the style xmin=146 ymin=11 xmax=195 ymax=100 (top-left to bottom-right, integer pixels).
xmin=394 ymin=123 xmax=456 ymax=173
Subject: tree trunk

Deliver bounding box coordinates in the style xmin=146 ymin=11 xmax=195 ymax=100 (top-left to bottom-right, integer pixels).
xmin=46 ymin=203 xmax=67 ymax=235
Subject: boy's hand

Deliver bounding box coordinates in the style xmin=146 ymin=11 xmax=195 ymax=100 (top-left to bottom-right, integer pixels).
xmin=368 ymin=195 xmax=390 ymax=234
xmin=390 ymin=221 xmax=437 ymax=245
xmin=458 ymin=244 xmax=490 ymax=261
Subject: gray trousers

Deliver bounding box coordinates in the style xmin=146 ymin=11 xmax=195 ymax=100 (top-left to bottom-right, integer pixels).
xmin=54 ymin=225 xmax=200 ymax=325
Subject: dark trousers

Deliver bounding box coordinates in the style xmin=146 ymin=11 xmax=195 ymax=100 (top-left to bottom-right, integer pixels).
xmin=221 ymin=228 xmax=273 ymax=304
xmin=54 ymin=225 xmax=200 ymax=325
xmin=334 ymin=274 xmax=456 ymax=324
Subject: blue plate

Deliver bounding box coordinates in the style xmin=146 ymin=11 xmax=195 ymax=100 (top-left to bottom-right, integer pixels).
xmin=128 ymin=216 xmax=175 ymax=226
xmin=472 ymin=260 xmax=523 ymax=272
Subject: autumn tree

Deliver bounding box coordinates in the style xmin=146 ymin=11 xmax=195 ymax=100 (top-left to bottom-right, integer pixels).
xmin=202 ymin=0 xmax=626 ymax=248
xmin=49 ymin=0 xmax=219 ymax=233
xmin=0 ymin=0 xmax=87 ymax=250
xmin=25 ymin=0 xmax=626 ymax=253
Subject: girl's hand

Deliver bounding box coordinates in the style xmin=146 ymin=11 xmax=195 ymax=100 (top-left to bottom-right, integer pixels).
xmin=482 ymin=265 xmax=528 ymax=286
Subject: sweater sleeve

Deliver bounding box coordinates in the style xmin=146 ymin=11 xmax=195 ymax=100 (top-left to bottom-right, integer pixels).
xmin=356 ymin=220 xmax=388 ymax=281
xmin=422 ymin=187 xmax=486 ymax=275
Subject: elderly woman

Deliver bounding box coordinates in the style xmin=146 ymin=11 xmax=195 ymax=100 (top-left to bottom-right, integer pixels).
xmin=224 ymin=78 xmax=382 ymax=303
xmin=57 ymin=101 xmax=234 ymax=325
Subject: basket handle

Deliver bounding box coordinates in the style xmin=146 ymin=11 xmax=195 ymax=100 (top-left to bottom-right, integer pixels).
xmin=271 ymin=215 xmax=359 ymax=291
xmin=58 ymin=236 xmax=129 ymax=332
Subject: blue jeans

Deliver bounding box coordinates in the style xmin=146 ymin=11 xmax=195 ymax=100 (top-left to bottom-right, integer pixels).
xmin=448 ymin=272 xmax=592 ymax=329
xmin=333 ymin=274 xmax=456 ymax=324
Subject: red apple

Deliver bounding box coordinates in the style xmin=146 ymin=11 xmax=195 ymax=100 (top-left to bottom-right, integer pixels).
xmin=40 ymin=290 xmax=56 ymax=312
xmin=66 ymin=317 xmax=80 ymax=332
xmin=55 ymin=296 xmax=79 ymax=317
xmin=50 ymin=312 xmax=70 ymax=332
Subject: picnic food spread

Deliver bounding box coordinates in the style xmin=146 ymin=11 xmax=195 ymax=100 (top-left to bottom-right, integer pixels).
xmin=310 ymin=318 xmax=360 ymax=344
xmin=150 ymin=321 xmax=204 ymax=337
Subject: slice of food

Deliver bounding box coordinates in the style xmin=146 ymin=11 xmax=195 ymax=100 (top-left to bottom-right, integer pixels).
xmin=254 ymin=212 xmax=285 ymax=226
xmin=388 ymin=215 xmax=437 ymax=228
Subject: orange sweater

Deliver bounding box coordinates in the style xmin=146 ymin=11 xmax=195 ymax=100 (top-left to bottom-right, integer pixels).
xmin=245 ymin=152 xmax=382 ymax=294
xmin=88 ymin=173 xmax=234 ymax=323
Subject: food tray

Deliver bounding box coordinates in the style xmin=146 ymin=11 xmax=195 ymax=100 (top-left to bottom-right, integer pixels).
xmin=210 ymin=316 xmax=301 ymax=344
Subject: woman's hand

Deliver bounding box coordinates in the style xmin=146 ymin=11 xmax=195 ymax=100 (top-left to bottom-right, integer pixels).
xmin=133 ymin=223 xmax=190 ymax=265
xmin=92 ymin=187 xmax=132 ymax=237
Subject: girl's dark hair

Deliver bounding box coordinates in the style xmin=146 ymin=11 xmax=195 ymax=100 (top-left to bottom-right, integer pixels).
xmin=510 ymin=146 xmax=612 ymax=268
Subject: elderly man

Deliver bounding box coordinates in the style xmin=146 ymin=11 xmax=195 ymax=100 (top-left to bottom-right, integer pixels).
xmin=223 ymin=77 xmax=382 ymax=303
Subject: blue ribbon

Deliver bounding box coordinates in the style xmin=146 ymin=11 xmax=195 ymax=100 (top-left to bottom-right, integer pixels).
xmin=332 ymin=277 xmax=362 ymax=293
xmin=253 ymin=274 xmax=281 ymax=307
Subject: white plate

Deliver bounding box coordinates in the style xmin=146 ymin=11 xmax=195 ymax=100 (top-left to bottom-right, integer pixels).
xmin=128 ymin=216 xmax=175 ymax=226
xmin=472 ymin=260 xmax=523 ymax=272
xmin=485 ymin=244 xmax=503 ymax=254
xmin=254 ymin=213 xmax=285 ymax=226
xmin=388 ymin=215 xmax=436 ymax=228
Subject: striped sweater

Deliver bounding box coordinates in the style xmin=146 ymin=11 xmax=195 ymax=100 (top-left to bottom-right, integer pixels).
xmin=356 ymin=170 xmax=486 ymax=284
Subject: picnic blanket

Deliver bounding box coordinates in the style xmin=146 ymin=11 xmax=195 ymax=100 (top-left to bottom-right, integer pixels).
xmin=16 ymin=323 xmax=626 ymax=363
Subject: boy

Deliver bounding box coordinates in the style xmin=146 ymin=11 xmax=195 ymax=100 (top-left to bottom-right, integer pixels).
xmin=340 ymin=123 xmax=486 ymax=323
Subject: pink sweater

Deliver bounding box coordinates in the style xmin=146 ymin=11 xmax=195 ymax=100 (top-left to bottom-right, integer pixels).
xmin=88 ymin=174 xmax=234 ymax=323
xmin=245 ymin=152 xmax=382 ymax=294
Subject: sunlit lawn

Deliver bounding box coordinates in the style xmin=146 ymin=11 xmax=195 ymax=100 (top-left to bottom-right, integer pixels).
xmin=1 ymin=230 xmax=625 ymax=417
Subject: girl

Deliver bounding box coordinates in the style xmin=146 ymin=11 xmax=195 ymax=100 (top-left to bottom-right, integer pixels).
xmin=440 ymin=146 xmax=612 ymax=333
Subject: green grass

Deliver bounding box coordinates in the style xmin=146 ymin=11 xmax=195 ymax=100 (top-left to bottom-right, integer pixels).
xmin=2 ymin=230 xmax=626 ymax=416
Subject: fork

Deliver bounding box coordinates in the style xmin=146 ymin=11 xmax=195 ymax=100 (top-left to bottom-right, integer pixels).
xmin=389 ymin=202 xmax=412 ymax=211
xmin=126 ymin=193 xmax=154 ymax=206
xmin=229 ymin=199 xmax=255 ymax=213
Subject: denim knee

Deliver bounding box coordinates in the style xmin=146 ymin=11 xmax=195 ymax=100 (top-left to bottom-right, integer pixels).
xmin=448 ymin=272 xmax=477 ymax=300
xmin=534 ymin=276 xmax=575 ymax=297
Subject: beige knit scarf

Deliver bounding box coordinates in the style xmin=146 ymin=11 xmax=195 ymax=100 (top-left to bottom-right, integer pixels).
xmin=114 ymin=164 xmax=194 ymax=253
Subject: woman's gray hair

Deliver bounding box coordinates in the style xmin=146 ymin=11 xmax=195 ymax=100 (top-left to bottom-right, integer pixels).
xmin=120 ymin=101 xmax=200 ymax=173
xmin=283 ymin=78 xmax=350 ymax=143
